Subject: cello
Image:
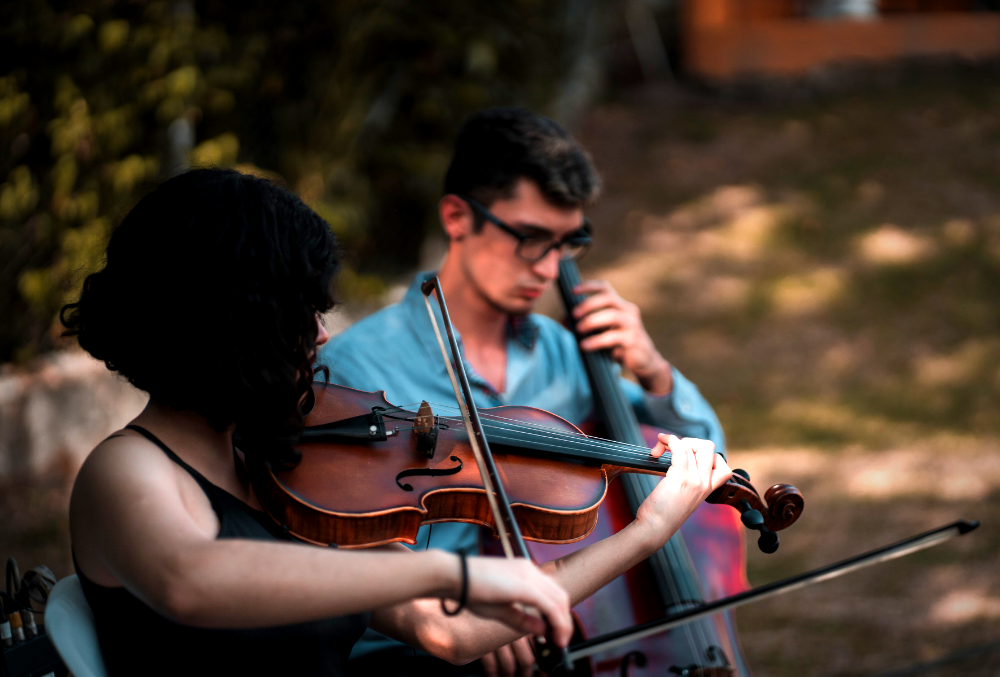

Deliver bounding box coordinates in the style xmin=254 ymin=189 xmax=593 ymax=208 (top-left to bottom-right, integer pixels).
xmin=524 ymin=258 xmax=758 ymax=676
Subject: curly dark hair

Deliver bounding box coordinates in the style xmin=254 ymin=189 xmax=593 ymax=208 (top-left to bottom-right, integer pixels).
xmin=443 ymin=107 xmax=602 ymax=230
xmin=61 ymin=168 xmax=340 ymax=468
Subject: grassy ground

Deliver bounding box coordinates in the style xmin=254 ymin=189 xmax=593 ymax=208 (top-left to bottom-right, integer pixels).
xmin=572 ymin=65 xmax=1000 ymax=675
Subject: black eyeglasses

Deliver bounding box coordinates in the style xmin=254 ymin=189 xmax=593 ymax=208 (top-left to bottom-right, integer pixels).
xmin=458 ymin=196 xmax=592 ymax=262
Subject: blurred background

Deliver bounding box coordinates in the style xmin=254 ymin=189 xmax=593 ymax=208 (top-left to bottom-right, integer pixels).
xmin=2 ymin=1 xmax=999 ymax=674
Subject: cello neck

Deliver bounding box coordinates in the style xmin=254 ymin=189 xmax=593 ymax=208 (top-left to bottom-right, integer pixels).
xmin=557 ymin=257 xmax=707 ymax=613
xmin=556 ymin=258 xmax=646 ymax=448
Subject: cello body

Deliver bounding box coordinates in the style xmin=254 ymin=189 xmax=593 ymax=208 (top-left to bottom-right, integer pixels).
xmin=527 ymin=425 xmax=751 ymax=677
xmin=540 ymin=257 xmax=754 ymax=676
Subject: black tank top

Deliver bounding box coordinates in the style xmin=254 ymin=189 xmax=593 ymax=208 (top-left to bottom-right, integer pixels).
xmin=74 ymin=425 xmax=370 ymax=677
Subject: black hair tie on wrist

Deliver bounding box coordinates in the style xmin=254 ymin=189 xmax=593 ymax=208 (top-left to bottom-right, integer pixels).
xmin=441 ymin=551 xmax=468 ymax=616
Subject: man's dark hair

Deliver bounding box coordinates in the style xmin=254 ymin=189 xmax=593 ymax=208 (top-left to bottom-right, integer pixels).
xmin=61 ymin=168 xmax=340 ymax=468
xmin=444 ymin=107 xmax=601 ymax=227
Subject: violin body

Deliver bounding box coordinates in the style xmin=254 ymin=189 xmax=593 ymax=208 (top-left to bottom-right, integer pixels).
xmin=251 ymin=382 xmax=801 ymax=551
xmin=256 ymin=382 xmax=631 ymax=548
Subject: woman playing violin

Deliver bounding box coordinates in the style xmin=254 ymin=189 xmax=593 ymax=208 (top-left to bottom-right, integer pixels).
xmin=63 ymin=168 xmax=732 ymax=676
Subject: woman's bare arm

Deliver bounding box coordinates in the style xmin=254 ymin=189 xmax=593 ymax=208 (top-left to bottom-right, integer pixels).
xmin=69 ymin=435 xmax=571 ymax=638
xmin=372 ymin=434 xmax=732 ymax=665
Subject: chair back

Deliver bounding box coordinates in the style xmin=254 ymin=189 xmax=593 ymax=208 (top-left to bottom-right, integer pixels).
xmin=45 ymin=575 xmax=109 ymax=677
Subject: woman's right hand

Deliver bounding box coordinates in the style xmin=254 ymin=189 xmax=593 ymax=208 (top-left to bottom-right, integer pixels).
xmin=450 ymin=555 xmax=573 ymax=647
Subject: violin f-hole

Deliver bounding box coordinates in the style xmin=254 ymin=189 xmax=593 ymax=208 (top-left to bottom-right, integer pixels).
xmin=395 ymin=456 xmax=463 ymax=492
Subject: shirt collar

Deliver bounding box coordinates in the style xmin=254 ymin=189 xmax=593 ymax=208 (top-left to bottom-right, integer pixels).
xmin=507 ymin=314 xmax=540 ymax=350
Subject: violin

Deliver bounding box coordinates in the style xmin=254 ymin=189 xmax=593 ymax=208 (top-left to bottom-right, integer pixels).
xmin=249 ymin=380 xmax=802 ymax=551
xmin=246 ymin=276 xmax=802 ymax=674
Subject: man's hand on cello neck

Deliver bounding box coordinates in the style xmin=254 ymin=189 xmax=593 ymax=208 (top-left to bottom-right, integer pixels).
xmin=571 ymin=279 xmax=674 ymax=396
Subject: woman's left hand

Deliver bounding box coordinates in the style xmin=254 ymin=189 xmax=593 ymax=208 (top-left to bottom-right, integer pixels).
xmin=634 ymin=434 xmax=733 ymax=548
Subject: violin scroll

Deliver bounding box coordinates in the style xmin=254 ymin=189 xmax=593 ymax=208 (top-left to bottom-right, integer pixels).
xmin=706 ymin=470 xmax=804 ymax=554
xmin=763 ymin=483 xmax=805 ymax=530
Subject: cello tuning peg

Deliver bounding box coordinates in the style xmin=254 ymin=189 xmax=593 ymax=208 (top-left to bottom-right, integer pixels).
xmin=757 ymin=528 xmax=779 ymax=554
xmin=732 ymin=468 xmax=750 ymax=481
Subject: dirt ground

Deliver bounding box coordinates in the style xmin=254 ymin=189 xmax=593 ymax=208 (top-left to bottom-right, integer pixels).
xmin=3 ymin=64 xmax=1000 ymax=676
xmin=569 ymin=66 xmax=1000 ymax=675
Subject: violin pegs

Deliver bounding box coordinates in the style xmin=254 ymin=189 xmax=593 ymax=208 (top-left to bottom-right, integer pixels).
xmin=740 ymin=508 xmax=765 ymax=530
xmin=732 ymin=468 xmax=750 ymax=482
xmin=737 ymin=498 xmax=779 ymax=553
xmin=757 ymin=529 xmax=779 ymax=554
xmin=737 ymin=498 xmax=764 ymax=530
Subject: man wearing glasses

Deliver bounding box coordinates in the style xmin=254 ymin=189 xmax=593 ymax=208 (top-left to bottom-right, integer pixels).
xmin=318 ymin=107 xmax=724 ymax=677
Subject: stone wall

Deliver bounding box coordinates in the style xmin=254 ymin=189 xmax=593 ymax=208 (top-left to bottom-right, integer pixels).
xmin=0 ymin=351 xmax=147 ymax=481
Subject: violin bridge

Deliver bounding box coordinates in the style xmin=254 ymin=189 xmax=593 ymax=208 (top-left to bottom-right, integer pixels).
xmin=413 ymin=400 xmax=438 ymax=458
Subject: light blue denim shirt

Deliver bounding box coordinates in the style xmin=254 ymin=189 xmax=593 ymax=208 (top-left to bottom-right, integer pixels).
xmin=317 ymin=271 xmax=726 ymax=662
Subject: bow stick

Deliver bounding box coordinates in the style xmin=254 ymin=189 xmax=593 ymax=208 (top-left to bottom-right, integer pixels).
xmin=420 ymin=277 xmax=574 ymax=674
xmin=563 ymin=519 xmax=979 ymax=667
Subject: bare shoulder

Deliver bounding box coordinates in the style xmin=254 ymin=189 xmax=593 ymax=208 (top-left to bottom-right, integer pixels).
xmin=71 ymin=430 xmax=218 ymax=586
xmin=73 ymin=430 xmax=179 ymax=502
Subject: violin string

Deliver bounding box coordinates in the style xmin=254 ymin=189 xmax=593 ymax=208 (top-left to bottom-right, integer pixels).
xmin=324 ymin=400 xmax=691 ymax=467
xmin=372 ymin=405 xmax=672 ymax=466
xmin=472 ymin=420 xmax=673 ymax=465
xmin=378 ymin=404 xmax=676 ymax=465
xmin=381 ymin=416 xmax=675 ymax=466
xmin=386 ymin=411 xmax=675 ymax=465
xmin=377 ymin=402 xmax=673 ymax=462
xmin=315 ymin=426 xmax=720 ymax=652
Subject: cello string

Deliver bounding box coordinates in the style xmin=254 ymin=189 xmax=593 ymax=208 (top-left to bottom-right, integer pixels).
xmin=560 ymin=274 xmax=719 ymax=666
xmin=559 ymin=260 xmax=722 ymax=667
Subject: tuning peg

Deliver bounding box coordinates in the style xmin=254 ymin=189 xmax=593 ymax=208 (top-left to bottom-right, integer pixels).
xmin=732 ymin=468 xmax=750 ymax=481
xmin=737 ymin=499 xmax=779 ymax=553
xmin=737 ymin=498 xmax=764 ymax=529
xmin=758 ymin=528 xmax=779 ymax=554
xmin=740 ymin=507 xmax=764 ymax=530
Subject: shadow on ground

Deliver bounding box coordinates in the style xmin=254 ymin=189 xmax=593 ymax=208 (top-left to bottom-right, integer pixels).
xmin=571 ymin=67 xmax=1000 ymax=676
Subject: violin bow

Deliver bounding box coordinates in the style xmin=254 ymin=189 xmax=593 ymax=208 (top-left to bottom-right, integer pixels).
xmin=564 ymin=519 xmax=980 ymax=667
xmin=420 ymin=276 xmax=574 ymax=673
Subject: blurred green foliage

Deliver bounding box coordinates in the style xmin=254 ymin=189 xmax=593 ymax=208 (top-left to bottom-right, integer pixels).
xmin=0 ymin=0 xmax=593 ymax=363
